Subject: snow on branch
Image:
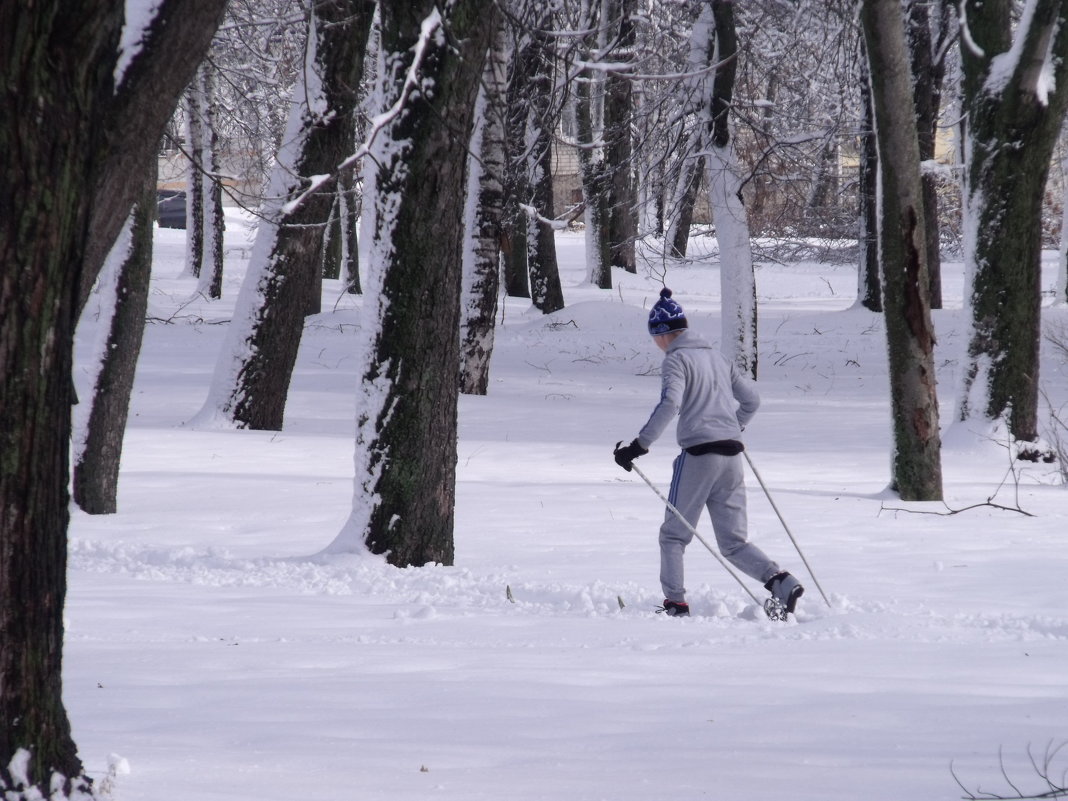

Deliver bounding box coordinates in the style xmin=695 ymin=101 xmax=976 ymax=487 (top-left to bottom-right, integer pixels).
xmin=282 ymin=8 xmax=444 ymax=217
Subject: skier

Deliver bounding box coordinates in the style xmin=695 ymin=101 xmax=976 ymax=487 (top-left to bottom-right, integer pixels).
xmin=613 ymin=288 xmax=804 ymax=618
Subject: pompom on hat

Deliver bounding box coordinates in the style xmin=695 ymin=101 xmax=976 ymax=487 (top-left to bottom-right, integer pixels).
xmin=648 ymin=288 xmax=688 ymax=335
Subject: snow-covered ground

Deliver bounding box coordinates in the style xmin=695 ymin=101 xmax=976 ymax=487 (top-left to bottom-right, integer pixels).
xmin=67 ymin=213 xmax=1068 ymax=800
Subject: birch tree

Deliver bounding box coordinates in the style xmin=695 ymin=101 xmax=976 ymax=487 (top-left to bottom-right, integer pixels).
xmin=956 ymin=0 xmax=1068 ymax=444
xmin=183 ymin=76 xmax=206 ymax=279
xmin=570 ymin=2 xmax=614 ymax=288
xmin=461 ymin=20 xmax=509 ymax=395
xmin=0 ymin=3 xmax=227 ymax=796
xmin=502 ymin=1 xmax=566 ymax=311
xmin=703 ymin=0 xmax=758 ymax=376
xmin=324 ymin=0 xmax=498 ymax=566
xmin=861 ymin=0 xmax=943 ymax=501
xmin=196 ymin=64 xmax=226 ymax=299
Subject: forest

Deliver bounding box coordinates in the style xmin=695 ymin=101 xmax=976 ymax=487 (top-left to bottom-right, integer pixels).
xmin=2 ymin=1 xmax=1068 ymax=799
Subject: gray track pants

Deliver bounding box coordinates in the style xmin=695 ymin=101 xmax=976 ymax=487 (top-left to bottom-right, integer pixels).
xmin=660 ymin=450 xmax=780 ymax=603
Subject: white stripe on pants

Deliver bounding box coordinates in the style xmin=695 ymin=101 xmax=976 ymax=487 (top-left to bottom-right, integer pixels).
xmin=659 ymin=450 xmax=780 ymax=602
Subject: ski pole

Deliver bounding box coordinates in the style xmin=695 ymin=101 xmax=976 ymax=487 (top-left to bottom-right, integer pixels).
xmin=742 ymin=451 xmax=831 ymax=607
xmin=630 ymin=463 xmax=763 ymax=607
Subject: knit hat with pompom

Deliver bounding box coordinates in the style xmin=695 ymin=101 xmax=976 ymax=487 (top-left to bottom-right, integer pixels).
xmin=647 ymin=288 xmax=687 ymax=335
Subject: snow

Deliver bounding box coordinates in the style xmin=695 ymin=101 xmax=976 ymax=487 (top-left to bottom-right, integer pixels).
xmin=67 ymin=212 xmax=1068 ymax=801
xmin=73 ymin=217 xmax=134 ymax=463
xmin=115 ymin=0 xmax=163 ymax=88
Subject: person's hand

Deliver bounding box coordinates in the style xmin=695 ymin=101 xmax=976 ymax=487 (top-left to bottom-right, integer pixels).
xmin=613 ymin=439 xmax=648 ymax=472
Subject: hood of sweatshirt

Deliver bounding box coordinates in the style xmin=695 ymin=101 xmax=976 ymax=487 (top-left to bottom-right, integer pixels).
xmin=666 ymin=329 xmax=714 ymax=352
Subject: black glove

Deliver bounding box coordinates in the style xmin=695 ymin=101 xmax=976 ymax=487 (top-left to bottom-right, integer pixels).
xmin=613 ymin=439 xmax=648 ymax=472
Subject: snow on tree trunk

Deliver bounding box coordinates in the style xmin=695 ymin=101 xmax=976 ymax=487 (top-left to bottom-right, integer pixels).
xmin=707 ymin=145 xmax=757 ymax=378
xmin=956 ymin=0 xmax=1068 ymax=443
xmin=572 ymin=3 xmax=612 ymax=289
xmin=193 ymin=0 xmax=373 ymax=430
xmin=193 ymin=22 xmax=319 ymax=430
xmin=73 ymin=173 xmax=154 ymax=514
xmin=703 ymin=0 xmax=756 ymax=377
xmin=323 ymin=0 xmax=497 ymax=566
xmin=861 ymin=0 xmax=943 ymax=501
xmin=460 ymin=21 xmax=507 ymax=396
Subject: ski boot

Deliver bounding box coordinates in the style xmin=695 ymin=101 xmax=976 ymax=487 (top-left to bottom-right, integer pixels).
xmin=656 ymin=600 xmax=690 ymax=617
xmin=763 ymin=572 xmax=804 ymax=621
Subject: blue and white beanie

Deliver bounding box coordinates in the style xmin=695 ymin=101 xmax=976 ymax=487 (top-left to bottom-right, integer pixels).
xmin=648 ymin=288 xmax=688 ymax=335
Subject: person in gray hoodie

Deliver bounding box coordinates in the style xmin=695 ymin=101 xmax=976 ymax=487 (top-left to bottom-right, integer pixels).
xmin=613 ymin=288 xmax=803 ymax=617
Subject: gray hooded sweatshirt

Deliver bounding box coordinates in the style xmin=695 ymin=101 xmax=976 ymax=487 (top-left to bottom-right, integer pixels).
xmin=637 ymin=330 xmax=759 ymax=450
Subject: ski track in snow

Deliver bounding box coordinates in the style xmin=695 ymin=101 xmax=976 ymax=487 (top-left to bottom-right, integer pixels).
xmin=69 ymin=538 xmax=1068 ymax=645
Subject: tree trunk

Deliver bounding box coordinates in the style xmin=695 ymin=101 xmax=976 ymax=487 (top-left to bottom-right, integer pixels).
xmin=77 ymin=0 xmax=230 ymax=313
xmin=1 ymin=2 xmax=227 ymax=796
xmin=957 ymin=0 xmax=1068 ymax=442
xmin=861 ymin=0 xmax=942 ymax=501
xmin=340 ymin=169 xmax=362 ymax=294
xmin=525 ymin=18 xmax=565 ymax=314
xmin=460 ymin=21 xmax=508 ymax=396
xmin=184 ymin=76 xmax=206 ymax=279
xmin=666 ymin=144 xmax=704 ymax=260
xmin=502 ymin=3 xmax=564 ymax=310
xmin=604 ymin=0 xmax=638 ymax=273
xmin=0 ymin=9 xmax=105 ymax=787
xmin=575 ymin=83 xmax=613 ymax=288
xmin=905 ymin=0 xmax=948 ymax=310
xmin=1059 ymin=150 xmax=1068 ymax=306
xmin=325 ymin=0 xmax=498 ymax=566
xmin=572 ymin=2 xmax=612 ymax=289
xmin=196 ymin=0 xmax=374 ymax=430
xmin=706 ymin=0 xmax=757 ymax=377
xmin=857 ymin=57 xmax=881 ymax=312
xmin=73 ymin=170 xmax=155 ymax=514
xmin=323 ymin=197 xmax=343 ymax=280
xmin=197 ymin=64 xmax=225 ymax=300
